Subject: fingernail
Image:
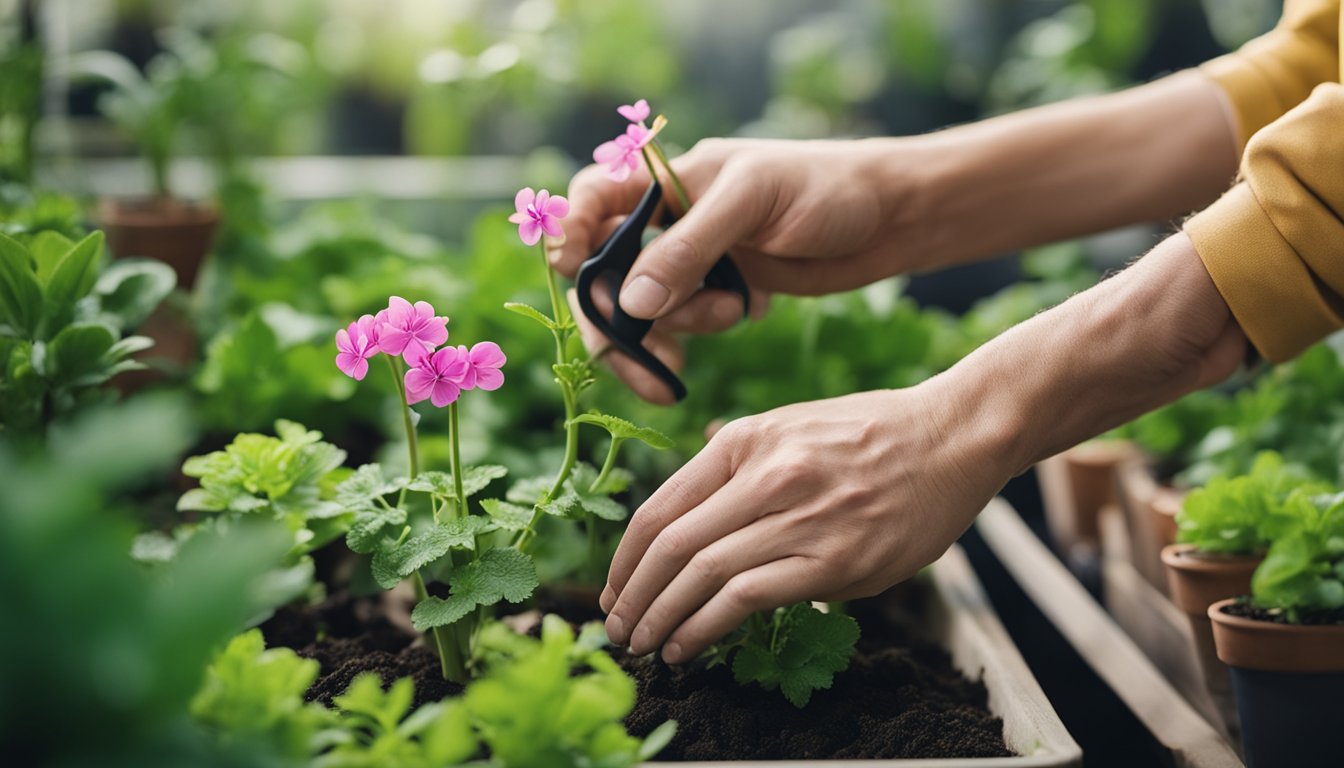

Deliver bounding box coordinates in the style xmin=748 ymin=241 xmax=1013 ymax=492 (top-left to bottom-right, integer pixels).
xmin=663 ymin=642 xmax=683 ymax=664
xmin=620 ymin=275 xmax=670 ymax=318
xmin=629 ymin=625 xmax=651 ymax=655
xmin=606 ymin=614 xmax=627 ymax=645
xmin=600 ymin=585 xmax=616 ymax=613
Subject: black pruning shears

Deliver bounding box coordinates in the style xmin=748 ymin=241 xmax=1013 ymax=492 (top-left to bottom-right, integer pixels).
xmin=576 ymin=179 xmax=750 ymax=402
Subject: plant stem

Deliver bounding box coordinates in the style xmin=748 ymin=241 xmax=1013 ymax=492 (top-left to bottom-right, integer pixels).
xmin=649 ymin=140 xmax=692 ymax=214
xmin=448 ymin=401 xmax=467 ymax=518
xmin=385 ymin=355 xmax=420 ymax=489
xmin=588 ymin=437 xmax=623 ymax=494
xmin=539 ymin=242 xmax=569 ymax=356
xmin=412 ymin=570 xmax=463 ymax=682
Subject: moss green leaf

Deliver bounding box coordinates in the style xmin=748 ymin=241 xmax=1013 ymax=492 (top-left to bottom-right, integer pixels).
xmin=411 ymin=548 xmax=538 ymax=630
xmin=570 ymin=412 xmax=673 ymax=450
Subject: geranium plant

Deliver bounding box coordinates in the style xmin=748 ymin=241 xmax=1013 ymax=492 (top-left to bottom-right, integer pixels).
xmin=330 ymin=191 xmax=670 ymax=682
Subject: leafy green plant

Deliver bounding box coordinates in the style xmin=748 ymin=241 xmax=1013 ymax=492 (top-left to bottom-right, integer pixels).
xmin=137 ymin=419 xmax=351 ymax=568
xmin=68 ymin=27 xmax=308 ymax=198
xmin=1251 ymin=489 xmax=1344 ymax=621
xmin=0 ymin=228 xmax=176 ymax=436
xmin=1176 ymin=452 xmax=1328 ymax=554
xmin=321 ymin=673 xmax=476 ymax=767
xmin=467 ymin=615 xmax=675 ymax=768
xmin=0 ymin=393 xmax=304 ymax=765
xmin=191 ymin=629 xmax=337 ymax=761
xmin=705 ymin=603 xmax=859 ymax=708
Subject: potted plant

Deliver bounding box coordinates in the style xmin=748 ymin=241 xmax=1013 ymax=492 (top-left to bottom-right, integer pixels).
xmin=1209 ymin=480 xmax=1344 ymax=767
xmin=1160 ymin=452 xmax=1325 ymax=734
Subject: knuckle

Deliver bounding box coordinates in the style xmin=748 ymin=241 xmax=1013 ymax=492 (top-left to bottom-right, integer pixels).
xmin=723 ymin=574 xmax=765 ymax=609
xmin=688 ymin=549 xmax=723 ymax=582
xmin=651 ymin=524 xmax=690 ymax=561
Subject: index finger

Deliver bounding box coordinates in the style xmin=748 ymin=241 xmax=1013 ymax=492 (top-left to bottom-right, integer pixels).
xmin=550 ymin=163 xmax=652 ymax=278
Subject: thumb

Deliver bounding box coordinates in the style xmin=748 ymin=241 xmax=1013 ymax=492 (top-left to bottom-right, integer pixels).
xmin=618 ymin=171 xmax=769 ymax=319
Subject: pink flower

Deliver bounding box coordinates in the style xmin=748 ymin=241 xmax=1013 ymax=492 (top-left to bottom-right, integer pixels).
xmin=458 ymin=341 xmax=506 ymax=391
xmin=617 ymin=99 xmax=650 ymax=124
xmin=508 ymin=188 xmax=569 ymax=246
xmin=335 ymin=318 xmax=380 ymax=380
xmin=404 ymin=345 xmax=470 ymax=408
xmin=377 ymin=296 xmax=448 ymax=359
xmin=592 ymin=124 xmax=652 ymax=183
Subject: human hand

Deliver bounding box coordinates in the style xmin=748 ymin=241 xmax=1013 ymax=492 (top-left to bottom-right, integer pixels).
xmin=553 ymin=137 xmax=929 ymax=403
xmin=597 ymin=383 xmax=1020 ymax=663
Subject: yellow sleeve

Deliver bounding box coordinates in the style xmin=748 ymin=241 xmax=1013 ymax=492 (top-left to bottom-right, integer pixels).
xmin=1200 ymin=0 xmax=1339 ymax=151
xmin=1185 ymin=83 xmax=1344 ymax=362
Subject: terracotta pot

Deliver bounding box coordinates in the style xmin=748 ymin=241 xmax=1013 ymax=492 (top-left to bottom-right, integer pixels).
xmin=1162 ymin=544 xmax=1261 ymax=736
xmin=1210 ymin=598 xmax=1344 ymax=767
xmin=98 ymin=197 xmax=217 ymax=390
xmin=97 ymin=196 xmax=219 ymax=291
xmin=1116 ymin=461 xmax=1185 ymax=593
xmin=1037 ymin=440 xmax=1136 ymax=567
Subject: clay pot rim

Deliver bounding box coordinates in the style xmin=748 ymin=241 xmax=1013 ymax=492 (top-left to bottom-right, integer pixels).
xmin=1063 ymin=439 xmax=1139 ymax=468
xmin=1160 ymin=543 xmax=1263 ymax=573
xmin=1208 ymin=597 xmax=1344 ymax=673
xmin=97 ymin=195 xmax=219 ymax=227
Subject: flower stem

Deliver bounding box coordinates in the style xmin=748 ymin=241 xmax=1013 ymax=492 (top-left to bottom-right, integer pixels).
xmin=649 ymin=140 xmax=692 ymax=214
xmin=588 ymin=437 xmax=624 ymax=494
xmin=413 ymin=570 xmax=463 ymax=682
xmin=448 ymin=401 xmax=467 ymax=519
xmin=385 ymin=355 xmax=420 ymax=491
xmin=540 ymin=242 xmax=569 ymax=332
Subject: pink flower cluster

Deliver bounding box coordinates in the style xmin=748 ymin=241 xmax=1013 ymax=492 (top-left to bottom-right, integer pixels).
xmin=508 ymin=187 xmax=569 ymax=246
xmin=593 ymin=99 xmax=653 ymax=182
xmin=335 ymin=296 xmax=505 ymax=407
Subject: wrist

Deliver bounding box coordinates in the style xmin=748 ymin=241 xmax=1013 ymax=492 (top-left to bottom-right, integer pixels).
xmin=855 ymin=137 xmax=945 ymax=273
xmin=934 ymin=232 xmax=1243 ymax=475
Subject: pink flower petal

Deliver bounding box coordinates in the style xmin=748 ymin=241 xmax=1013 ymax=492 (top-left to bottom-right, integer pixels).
xmin=469 ymin=341 xmax=506 ymax=368
xmin=386 ymin=296 xmax=414 ymax=327
xmin=534 ymin=189 xmax=550 ymax=212
xmin=336 ymin=327 xmax=354 ymax=355
xmin=544 ymin=195 xmax=569 ymax=218
xmin=418 ymin=318 xmax=449 ymax=349
xmin=401 ymin=343 xmax=430 ymax=367
xmin=513 ymin=187 xmax=535 ymax=215
xmin=379 ymin=327 xmax=413 ymax=355
xmin=539 ymin=215 xmax=565 ymax=238
xmin=593 ymin=140 xmax=624 ymax=165
xmin=605 ymin=160 xmax=633 ymax=183
xmin=474 ymin=367 xmax=504 ymax=391
xmin=336 ymin=350 xmax=369 ymax=380
xmin=617 ymin=99 xmax=650 ymax=123
xmin=518 ymin=219 xmax=542 ymax=246
xmin=355 ymin=315 xmax=381 ymax=347
xmin=412 ymin=301 xmax=436 ymax=324
xmin=507 ymin=212 xmax=529 ymax=224
xmin=430 ymin=379 xmax=461 ymax=407
xmin=404 ymin=368 xmax=437 ymax=404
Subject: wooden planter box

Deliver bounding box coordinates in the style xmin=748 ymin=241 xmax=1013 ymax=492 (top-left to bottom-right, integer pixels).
xmin=646 ymin=542 xmax=1081 ymax=767
xmin=976 ymin=499 xmax=1244 ymax=768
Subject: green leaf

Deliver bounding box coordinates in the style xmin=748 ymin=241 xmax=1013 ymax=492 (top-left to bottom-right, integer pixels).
xmin=729 ymin=604 xmax=859 ymax=708
xmin=637 ymin=721 xmax=678 ymax=761
xmin=480 ymin=498 xmax=534 ymax=531
xmin=370 ymin=517 xmax=492 ymax=589
xmin=570 ymin=412 xmax=674 ymax=450
xmin=406 ymin=470 xmax=456 ymax=497
xmin=507 ymin=475 xmax=551 ymax=505
xmin=462 ymin=464 xmax=508 ymax=497
xmin=336 ymin=463 xmax=405 ymax=509
xmin=503 ymin=301 xmax=558 ymax=330
xmin=191 ymin=629 xmax=333 ymax=759
xmin=578 ymin=493 xmax=628 ymax=522
xmin=539 ymin=488 xmax=583 ymax=520
xmin=554 ymin=360 xmax=596 ymax=392
xmin=334 ymin=673 xmax=415 ymax=732
xmin=45 ymin=323 xmax=117 ymax=386
xmin=93 ymin=258 xmax=176 ymax=332
xmin=41 ymin=231 xmax=104 ymax=335
xmin=29 ymin=231 xmax=74 ymax=284
xmin=411 ymin=548 xmax=538 ymax=630
xmin=0 ymin=231 xmax=44 ymax=337
xmin=345 ymin=506 xmax=407 ymax=555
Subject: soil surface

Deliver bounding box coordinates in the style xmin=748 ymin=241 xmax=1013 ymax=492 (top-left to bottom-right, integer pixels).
xmin=1222 ymin=599 xmax=1344 ymax=626
xmin=263 ymin=582 xmax=1012 ymax=760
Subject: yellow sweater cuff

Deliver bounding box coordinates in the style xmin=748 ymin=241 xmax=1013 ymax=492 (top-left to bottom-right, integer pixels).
xmin=1184 ymin=183 xmax=1344 ymax=363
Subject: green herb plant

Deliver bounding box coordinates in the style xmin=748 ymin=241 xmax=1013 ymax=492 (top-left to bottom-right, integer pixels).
xmin=704 ymin=602 xmax=859 ymax=708
xmin=1251 ymin=488 xmax=1344 ymax=621
xmin=1176 ymin=451 xmax=1329 ymax=555
xmin=0 ymin=228 xmax=175 ymax=436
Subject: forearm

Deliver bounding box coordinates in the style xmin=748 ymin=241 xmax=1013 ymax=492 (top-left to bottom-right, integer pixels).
xmin=932 ymin=232 xmax=1246 ymax=478
xmin=882 ymin=72 xmax=1239 ymax=272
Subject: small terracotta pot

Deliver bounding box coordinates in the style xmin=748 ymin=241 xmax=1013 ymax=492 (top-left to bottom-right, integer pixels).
xmin=1116 ymin=460 xmax=1184 ymax=593
xmin=1037 ymin=440 xmax=1136 ymax=564
xmin=99 ymin=197 xmax=217 ymax=390
xmin=1210 ymin=598 xmax=1344 ymax=767
xmin=1162 ymin=544 xmax=1261 ymax=734
xmin=97 ymin=196 xmax=219 ymax=291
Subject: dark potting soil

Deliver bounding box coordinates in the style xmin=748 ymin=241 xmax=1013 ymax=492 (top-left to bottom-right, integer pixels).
xmin=263 ymin=584 xmax=1011 ymax=760
xmin=1222 ymin=599 xmax=1344 ymax=626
